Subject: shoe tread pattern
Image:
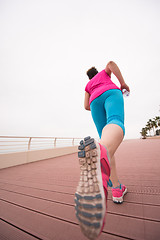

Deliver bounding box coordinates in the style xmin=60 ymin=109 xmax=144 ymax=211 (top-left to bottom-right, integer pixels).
xmin=75 ymin=136 xmax=104 ymax=240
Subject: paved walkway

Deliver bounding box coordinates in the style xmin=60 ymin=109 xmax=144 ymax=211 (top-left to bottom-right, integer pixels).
xmin=0 ymin=139 xmax=160 ymax=240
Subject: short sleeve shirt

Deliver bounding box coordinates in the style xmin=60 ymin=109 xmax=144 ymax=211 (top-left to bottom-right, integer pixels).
xmin=85 ymin=70 xmax=120 ymax=104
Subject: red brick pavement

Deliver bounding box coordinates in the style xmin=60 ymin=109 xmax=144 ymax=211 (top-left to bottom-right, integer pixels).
xmin=0 ymin=139 xmax=160 ymax=240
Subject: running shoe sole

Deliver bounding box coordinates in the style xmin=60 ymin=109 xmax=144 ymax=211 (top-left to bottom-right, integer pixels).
xmin=75 ymin=136 xmax=106 ymax=240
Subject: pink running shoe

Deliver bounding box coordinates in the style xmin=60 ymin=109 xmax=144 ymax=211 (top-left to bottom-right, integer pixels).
xmin=75 ymin=136 xmax=110 ymax=240
xmin=112 ymin=184 xmax=127 ymax=203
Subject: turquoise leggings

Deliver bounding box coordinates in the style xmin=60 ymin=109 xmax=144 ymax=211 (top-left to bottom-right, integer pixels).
xmin=90 ymin=89 xmax=125 ymax=138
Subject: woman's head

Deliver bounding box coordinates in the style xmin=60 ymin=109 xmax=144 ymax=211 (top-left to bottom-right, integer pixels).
xmin=86 ymin=67 xmax=98 ymax=79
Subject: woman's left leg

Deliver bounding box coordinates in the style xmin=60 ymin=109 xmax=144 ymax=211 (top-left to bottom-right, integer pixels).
xmin=100 ymin=89 xmax=125 ymax=188
xmin=100 ymin=123 xmax=124 ymax=159
xmin=110 ymin=155 xmax=119 ymax=187
xmin=91 ymin=90 xmax=124 ymax=187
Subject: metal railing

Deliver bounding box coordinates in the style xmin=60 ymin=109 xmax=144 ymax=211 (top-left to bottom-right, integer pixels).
xmin=0 ymin=136 xmax=82 ymax=154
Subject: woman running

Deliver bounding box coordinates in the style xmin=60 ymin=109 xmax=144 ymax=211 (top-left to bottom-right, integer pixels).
xmin=75 ymin=61 xmax=130 ymax=239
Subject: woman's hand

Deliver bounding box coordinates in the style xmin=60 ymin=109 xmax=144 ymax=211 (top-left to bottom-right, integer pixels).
xmin=120 ymin=82 xmax=130 ymax=92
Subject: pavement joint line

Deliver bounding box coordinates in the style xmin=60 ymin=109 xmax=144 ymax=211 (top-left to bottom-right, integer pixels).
xmin=0 ymin=197 xmax=160 ymax=223
xmin=0 ymin=198 xmax=80 ymax=226
xmin=1 ymin=180 xmax=160 ymax=194
xmin=0 ymin=188 xmax=74 ymax=207
xmin=0 ymin=187 xmax=160 ymax=207
xmin=0 ymin=181 xmax=73 ymax=195
xmin=0 ymin=217 xmax=43 ymax=240
xmin=0 ymin=216 xmax=133 ymax=240
xmin=102 ymin=230 xmax=136 ymax=240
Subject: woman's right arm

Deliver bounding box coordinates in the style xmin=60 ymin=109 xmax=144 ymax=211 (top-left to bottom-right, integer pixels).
xmin=105 ymin=61 xmax=130 ymax=92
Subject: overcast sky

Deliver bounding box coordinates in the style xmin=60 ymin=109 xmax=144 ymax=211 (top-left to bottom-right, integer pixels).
xmin=0 ymin=0 xmax=160 ymax=140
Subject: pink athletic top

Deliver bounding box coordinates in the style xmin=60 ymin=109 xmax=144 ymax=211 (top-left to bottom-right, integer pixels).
xmin=85 ymin=69 xmax=120 ymax=105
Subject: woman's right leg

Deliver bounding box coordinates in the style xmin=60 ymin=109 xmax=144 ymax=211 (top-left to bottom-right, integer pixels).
xmin=75 ymin=91 xmax=125 ymax=238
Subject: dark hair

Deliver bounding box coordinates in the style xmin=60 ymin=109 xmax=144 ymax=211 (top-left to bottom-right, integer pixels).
xmin=86 ymin=67 xmax=98 ymax=79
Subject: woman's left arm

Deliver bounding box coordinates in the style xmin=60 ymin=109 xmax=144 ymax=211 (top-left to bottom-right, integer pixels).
xmin=84 ymin=92 xmax=91 ymax=111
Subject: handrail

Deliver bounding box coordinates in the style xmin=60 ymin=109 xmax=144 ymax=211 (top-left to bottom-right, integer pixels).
xmin=28 ymin=137 xmax=32 ymax=151
xmin=0 ymin=136 xmax=78 ymax=139
xmin=0 ymin=136 xmax=82 ymax=154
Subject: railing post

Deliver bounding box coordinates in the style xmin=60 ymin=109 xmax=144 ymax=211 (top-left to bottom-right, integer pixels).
xmin=72 ymin=138 xmax=74 ymax=146
xmin=28 ymin=137 xmax=32 ymax=150
xmin=54 ymin=138 xmax=57 ymax=147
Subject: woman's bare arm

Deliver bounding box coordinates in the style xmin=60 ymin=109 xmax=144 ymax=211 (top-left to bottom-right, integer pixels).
xmin=84 ymin=92 xmax=91 ymax=111
xmin=105 ymin=61 xmax=130 ymax=92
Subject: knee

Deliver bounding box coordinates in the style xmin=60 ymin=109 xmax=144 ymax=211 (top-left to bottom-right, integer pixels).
xmin=100 ymin=124 xmax=124 ymax=158
xmin=100 ymin=137 xmax=114 ymax=159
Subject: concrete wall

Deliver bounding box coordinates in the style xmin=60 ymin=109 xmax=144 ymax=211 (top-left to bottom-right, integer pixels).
xmin=0 ymin=146 xmax=78 ymax=169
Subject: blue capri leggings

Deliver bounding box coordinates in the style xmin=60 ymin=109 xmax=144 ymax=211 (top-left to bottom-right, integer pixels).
xmin=90 ymin=89 xmax=125 ymax=138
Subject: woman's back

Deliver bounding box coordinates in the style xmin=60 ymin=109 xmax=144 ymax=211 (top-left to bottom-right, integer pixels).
xmin=85 ymin=69 xmax=120 ymax=104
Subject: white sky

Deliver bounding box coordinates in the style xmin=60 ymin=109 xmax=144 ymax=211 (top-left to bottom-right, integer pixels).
xmin=0 ymin=0 xmax=160 ymax=139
